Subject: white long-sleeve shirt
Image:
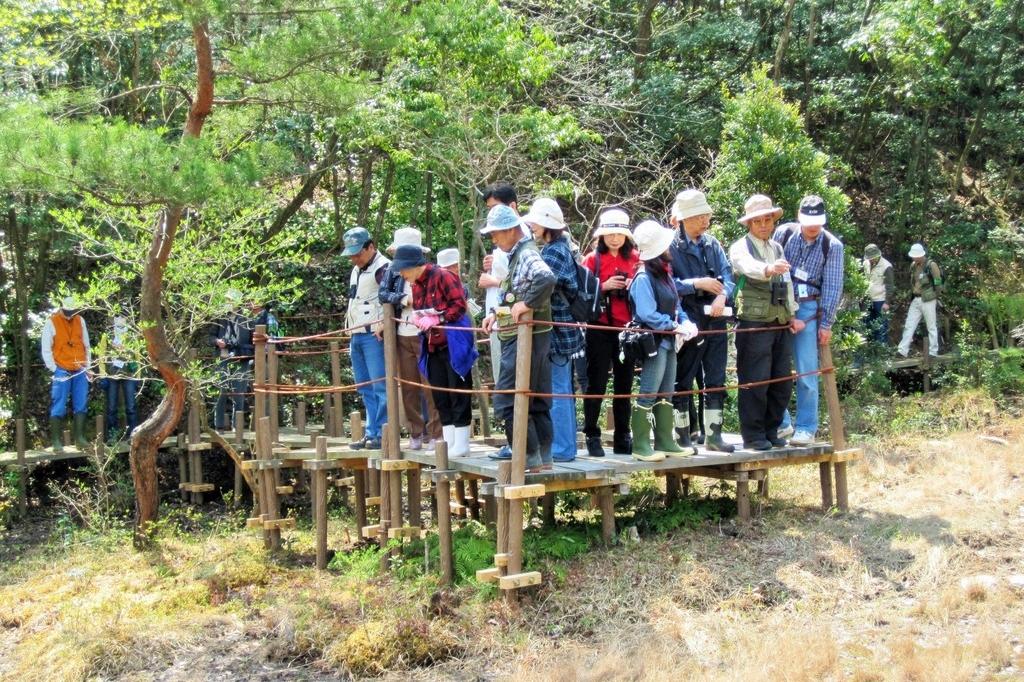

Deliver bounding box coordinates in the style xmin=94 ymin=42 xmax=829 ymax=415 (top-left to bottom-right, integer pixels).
xmin=41 ymin=315 xmax=91 ymax=372
xmin=728 ymin=234 xmax=798 ymax=315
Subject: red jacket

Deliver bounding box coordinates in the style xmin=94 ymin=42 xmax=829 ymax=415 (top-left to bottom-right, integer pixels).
xmin=582 ymin=249 xmax=640 ymax=328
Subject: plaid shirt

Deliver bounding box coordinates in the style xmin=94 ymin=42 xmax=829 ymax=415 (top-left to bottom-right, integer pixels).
xmin=773 ymin=224 xmax=845 ymax=329
xmin=541 ymin=236 xmax=584 ymax=357
xmin=412 ymin=264 xmax=467 ymax=351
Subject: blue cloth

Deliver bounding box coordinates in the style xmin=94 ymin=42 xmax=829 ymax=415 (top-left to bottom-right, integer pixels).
xmin=630 ymin=270 xmax=686 ymax=349
xmin=351 ymin=332 xmax=387 ymax=439
xmin=417 ymin=313 xmax=479 ymax=379
xmin=549 ymin=352 xmax=577 ymax=461
xmin=214 ymin=359 xmax=251 ymax=428
xmin=773 ymin=224 xmax=844 ymax=329
xmin=50 ymin=368 xmax=89 ymax=418
xmin=638 ymin=345 xmax=676 ymax=408
xmin=105 ymin=377 xmax=139 ymax=436
xmin=669 ymin=233 xmax=735 ymax=302
xmin=541 ymin=236 xmax=584 ymax=357
xmin=864 ymin=301 xmax=889 ymax=344
xmin=780 ymin=299 xmax=820 ymax=434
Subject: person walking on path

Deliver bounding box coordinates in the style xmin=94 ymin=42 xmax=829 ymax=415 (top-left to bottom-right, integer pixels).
xmin=897 ymin=243 xmax=943 ymax=358
xmin=581 ymin=208 xmax=639 ymax=457
xmin=773 ymin=195 xmax=845 ymax=446
xmin=629 ymin=220 xmax=698 ymax=462
xmin=379 ymin=227 xmax=443 ymax=450
xmin=41 ymin=296 xmax=92 ymax=452
xmin=667 ymin=189 xmax=736 ymax=454
xmin=96 ymin=315 xmax=139 ymax=443
xmin=729 ymin=195 xmax=805 ymax=451
xmin=395 ymin=244 xmax=478 ymax=458
xmin=523 ymin=197 xmax=584 ymax=463
xmin=210 ymin=288 xmax=248 ymax=431
xmin=862 ymin=243 xmax=894 ymax=345
xmin=342 ymin=226 xmax=390 ymax=450
xmin=481 ymin=203 xmax=557 ymax=472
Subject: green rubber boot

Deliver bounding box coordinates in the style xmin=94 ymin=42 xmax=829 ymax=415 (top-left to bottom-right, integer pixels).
xmin=630 ymin=405 xmax=663 ymax=462
xmin=50 ymin=417 xmax=65 ymax=454
xmin=73 ymin=413 xmax=90 ymax=450
xmin=653 ymin=401 xmax=690 ymax=455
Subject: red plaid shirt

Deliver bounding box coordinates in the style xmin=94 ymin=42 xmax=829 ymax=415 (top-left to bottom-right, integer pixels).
xmin=411 ymin=264 xmax=468 ymax=351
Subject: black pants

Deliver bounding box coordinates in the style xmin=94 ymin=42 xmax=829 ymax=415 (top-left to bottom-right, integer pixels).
xmin=426 ymin=349 xmax=472 ymax=427
xmin=582 ymin=328 xmax=634 ymax=439
xmin=735 ymin=320 xmax=793 ymax=444
xmin=493 ymin=331 xmax=553 ymax=462
xmin=674 ymin=318 xmax=728 ymax=414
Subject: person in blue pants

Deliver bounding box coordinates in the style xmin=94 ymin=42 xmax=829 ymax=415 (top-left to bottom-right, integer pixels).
xmin=42 ymin=297 xmax=93 ymax=452
xmin=522 ymin=198 xmax=584 ymax=462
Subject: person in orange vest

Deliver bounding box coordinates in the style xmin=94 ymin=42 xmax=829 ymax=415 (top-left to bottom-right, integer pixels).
xmin=41 ymin=296 xmax=92 ymax=453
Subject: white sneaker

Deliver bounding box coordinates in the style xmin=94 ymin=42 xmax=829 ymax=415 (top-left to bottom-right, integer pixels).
xmin=790 ymin=430 xmax=814 ymax=445
xmin=777 ymin=425 xmax=794 ymax=439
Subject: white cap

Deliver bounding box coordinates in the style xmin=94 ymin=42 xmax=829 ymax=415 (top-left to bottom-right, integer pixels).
xmin=520 ymin=197 xmax=566 ymax=231
xmin=908 ymin=243 xmax=926 ymax=258
xmin=436 ymin=248 xmax=460 ymax=268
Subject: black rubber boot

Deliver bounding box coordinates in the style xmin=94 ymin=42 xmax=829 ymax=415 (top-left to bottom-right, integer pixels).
xmin=50 ymin=417 xmax=65 ymax=454
xmin=585 ymin=436 xmax=605 ymax=457
xmin=73 ymin=413 xmax=90 ymax=450
xmin=612 ymin=432 xmax=632 ymax=456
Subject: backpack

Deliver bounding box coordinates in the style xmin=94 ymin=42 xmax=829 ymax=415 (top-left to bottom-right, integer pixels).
xmin=778 ymin=222 xmax=831 ymax=286
xmin=566 ymin=253 xmax=604 ymax=323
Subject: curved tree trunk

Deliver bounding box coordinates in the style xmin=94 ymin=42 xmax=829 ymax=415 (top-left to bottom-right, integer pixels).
xmin=130 ymin=19 xmax=214 ymax=547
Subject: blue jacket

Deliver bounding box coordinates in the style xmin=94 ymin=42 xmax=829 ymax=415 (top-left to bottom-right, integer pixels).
xmin=418 ymin=312 xmax=479 ymax=379
xmin=630 ymin=269 xmax=687 ymax=350
xmin=667 ymin=233 xmax=735 ymax=321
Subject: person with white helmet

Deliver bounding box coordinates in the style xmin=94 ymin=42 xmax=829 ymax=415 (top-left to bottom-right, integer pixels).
xmin=41 ymin=295 xmax=92 ymax=452
xmin=580 ymin=207 xmax=640 ymax=457
xmin=628 ymin=220 xmax=699 ymax=462
xmin=897 ymin=243 xmax=943 ymax=357
xmin=522 ymin=197 xmax=584 ymax=463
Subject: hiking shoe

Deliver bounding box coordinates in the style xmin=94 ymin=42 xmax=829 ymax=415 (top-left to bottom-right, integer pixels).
xmin=408 ymin=434 xmax=423 ymax=450
xmin=789 ymin=431 xmax=815 ymax=446
xmin=585 ymin=436 xmax=605 ymax=458
xmin=777 ymin=425 xmax=794 ymax=439
xmin=349 ymin=436 xmax=380 ymax=450
xmin=488 ymin=445 xmax=512 ymax=460
xmin=743 ymin=440 xmax=772 ymax=451
xmin=768 ymin=436 xmax=788 ymax=448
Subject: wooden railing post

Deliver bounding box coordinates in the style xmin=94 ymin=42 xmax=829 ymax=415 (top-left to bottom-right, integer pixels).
xmin=314 ymin=436 xmax=329 ymax=570
xmin=506 ymin=312 xmax=533 ymax=592
xmin=254 ymin=325 xmax=268 ymax=433
xmin=16 ymin=418 xmax=27 ymax=517
xmin=233 ymin=411 xmax=245 ymax=507
xmin=435 ymin=440 xmax=454 ymax=585
xmin=382 ymin=303 xmax=404 ymax=538
xmin=295 ymin=400 xmax=306 ymax=435
xmin=329 ymin=342 xmax=345 ymax=438
xmin=820 ymin=343 xmax=848 ymax=512
xmin=268 ymin=343 xmax=280 ymax=444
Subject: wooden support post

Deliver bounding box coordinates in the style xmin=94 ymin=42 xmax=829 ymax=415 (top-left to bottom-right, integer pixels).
xmin=922 ymin=337 xmax=932 ymax=392
xmin=353 ymin=469 xmax=367 ymax=531
xmin=542 ymin=493 xmax=556 ymax=528
xmin=473 ymin=365 xmax=492 ymax=438
xmin=16 ymin=418 xmax=27 ymax=517
xmin=64 ymin=426 xmax=72 ymax=448
xmin=350 ymin=411 xmax=364 ymax=444
xmin=296 ymin=400 xmax=306 ymax=435
xmin=435 ymin=441 xmax=454 ymax=585
xmin=177 ymin=447 xmax=189 ymax=502
xmin=757 ymin=473 xmax=770 ymax=500
xmin=324 ymin=396 xmax=334 ymax=438
xmin=233 ymin=411 xmax=245 ymax=508
xmin=257 ymin=416 xmax=282 ymax=550
xmin=506 ymin=314 xmax=533 ymax=598
xmin=188 ymin=383 xmax=205 ymax=505
xmin=314 ymin=436 xmax=329 ymax=570
xmin=736 ymin=475 xmax=751 ymax=523
xmin=681 ymin=475 xmax=690 ymax=498
xmin=95 ymin=415 xmax=105 ymax=456
xmin=605 ymin=404 xmax=615 ymax=434
xmin=254 ymin=325 xmax=268 ymax=436
xmin=468 ymin=479 xmax=481 ymax=521
xmin=407 ymin=467 xmax=422 ymax=529
xmin=268 ymin=345 xmax=280 ymax=444
xmin=819 ymin=344 xmax=849 ymax=513
xmin=496 ymin=462 xmax=511 ymax=557
xmin=330 ymin=343 xmax=345 ymax=437
xmin=665 ymin=472 xmax=679 ymax=506
xmin=599 ymin=486 xmax=616 ymax=545
xmin=454 ymin=479 xmax=467 ymax=518
xmin=483 ymin=488 xmax=497 ymax=528
xmin=381 ymin=304 xmax=404 ymax=536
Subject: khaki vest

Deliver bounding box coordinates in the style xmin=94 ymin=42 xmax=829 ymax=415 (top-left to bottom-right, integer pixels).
xmin=864 ymin=256 xmax=891 ymax=302
xmin=345 ymin=252 xmax=389 ymax=333
xmin=51 ymin=313 xmax=88 ymax=371
xmin=736 ymin=238 xmax=792 ymax=324
xmin=497 ymin=240 xmax=551 ymax=341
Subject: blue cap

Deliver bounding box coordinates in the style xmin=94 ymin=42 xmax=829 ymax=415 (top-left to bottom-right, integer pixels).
xmin=480 ymin=204 xmax=523 ymax=235
xmin=342 ymin=227 xmax=371 ymax=256
xmin=392 ymin=244 xmax=427 ymax=271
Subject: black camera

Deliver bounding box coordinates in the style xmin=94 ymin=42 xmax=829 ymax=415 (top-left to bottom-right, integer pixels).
xmin=609 ymin=269 xmax=629 ymax=299
xmin=769 ymin=278 xmax=788 ymax=307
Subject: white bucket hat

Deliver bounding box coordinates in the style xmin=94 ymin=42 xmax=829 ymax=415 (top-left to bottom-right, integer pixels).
xmin=633 ymin=220 xmax=675 ymax=261
xmin=387 ymin=226 xmax=430 ymax=254
xmin=436 ymin=248 xmax=460 ymax=268
xmin=520 ymin=197 xmax=566 ymax=231
xmin=60 ymin=296 xmax=78 ymax=309
xmin=671 ymin=189 xmax=713 ymax=221
xmin=738 ymin=194 xmax=783 ymax=225
xmin=594 ymin=207 xmax=633 ymax=240
xmin=907 ymin=243 xmax=926 ymax=259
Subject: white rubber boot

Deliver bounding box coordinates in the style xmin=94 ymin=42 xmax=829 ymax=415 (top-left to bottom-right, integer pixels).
xmin=441 ymin=424 xmax=454 ymax=456
xmin=451 ymin=425 xmax=471 ymax=458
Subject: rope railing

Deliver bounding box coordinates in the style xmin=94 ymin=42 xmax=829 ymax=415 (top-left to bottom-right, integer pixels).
xmin=389 ymin=315 xmax=794 ymax=338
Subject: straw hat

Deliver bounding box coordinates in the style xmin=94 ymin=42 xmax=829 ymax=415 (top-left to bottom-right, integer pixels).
xmin=633 ymin=220 xmax=675 ymax=261
xmin=520 ymin=197 xmax=566 ymax=231
xmin=436 ymin=248 xmax=460 ymax=268
xmin=737 ymin=194 xmax=783 ymax=224
xmin=387 ymin=226 xmax=430 ymax=254
xmin=671 ymin=189 xmax=713 ymax=221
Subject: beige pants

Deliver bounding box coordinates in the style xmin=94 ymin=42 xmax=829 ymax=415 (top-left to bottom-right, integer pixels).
xmin=397 ymin=334 xmax=442 ymax=439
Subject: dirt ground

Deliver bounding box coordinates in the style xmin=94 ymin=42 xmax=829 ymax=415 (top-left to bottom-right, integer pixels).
xmin=1 ymin=416 xmax=1022 ymax=681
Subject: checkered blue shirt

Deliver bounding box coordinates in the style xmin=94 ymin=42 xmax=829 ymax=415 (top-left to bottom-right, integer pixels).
xmin=773 ymin=223 xmax=845 ymax=329
xmin=541 ymin=236 xmax=584 ymax=357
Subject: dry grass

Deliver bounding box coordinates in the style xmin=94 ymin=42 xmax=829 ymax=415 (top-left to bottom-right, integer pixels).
xmin=1 ymin=412 xmax=1022 ymax=680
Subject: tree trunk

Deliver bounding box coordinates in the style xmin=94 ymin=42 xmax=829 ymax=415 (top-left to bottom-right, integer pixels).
xmin=131 ymin=19 xmax=215 ymax=547
xmin=6 ymin=205 xmax=31 ymax=419
xmin=355 ymin=153 xmax=375 ymax=227
xmin=332 ymin=166 xmax=343 ymax=247
xmin=633 ymin=0 xmax=661 ymax=85
xmin=804 ymin=0 xmax=816 ymax=133
xmin=373 ymin=154 xmax=396 ymax=241
xmin=265 ymin=131 xmax=339 ymax=240
xmin=424 ymin=170 xmax=434 ymax=250
xmin=773 ymin=0 xmax=798 ymax=82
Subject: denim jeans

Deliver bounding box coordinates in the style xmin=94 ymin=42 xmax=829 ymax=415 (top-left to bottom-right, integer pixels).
xmin=50 ymin=368 xmax=89 ymax=418
xmin=105 ymin=377 xmax=139 ymax=437
xmin=351 ymin=332 xmax=388 ymax=439
xmin=549 ymin=352 xmax=577 ymax=461
xmin=637 ymin=344 xmax=675 ymax=408
xmin=864 ymin=300 xmax=889 ymax=345
xmin=214 ymin=359 xmax=250 ymax=429
xmin=780 ymin=300 xmax=820 ymax=434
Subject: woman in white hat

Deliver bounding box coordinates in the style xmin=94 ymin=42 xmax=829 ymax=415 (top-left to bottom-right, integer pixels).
xmin=379 ymin=227 xmax=442 ymax=450
xmin=580 ymin=208 xmax=640 ymax=457
xmin=628 ymin=220 xmax=699 ymax=462
xmin=522 ymin=197 xmax=584 ymax=463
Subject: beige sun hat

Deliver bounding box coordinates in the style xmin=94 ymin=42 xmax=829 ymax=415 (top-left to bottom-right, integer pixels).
xmin=387 ymin=226 xmax=430 ymax=254
xmin=633 ymin=220 xmax=675 ymax=261
xmin=737 ymin=194 xmax=783 ymax=225
xmin=436 ymin=248 xmax=460 ymax=268
xmin=520 ymin=197 xmax=566 ymax=231
xmin=671 ymin=189 xmax=713 ymax=221
xmin=594 ymin=207 xmax=633 ymax=240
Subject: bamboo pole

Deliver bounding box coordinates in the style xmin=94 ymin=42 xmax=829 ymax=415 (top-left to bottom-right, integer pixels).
xmin=314 ymin=436 xmax=329 ymax=570
xmin=820 ymin=343 xmax=848 ymax=512
xmin=435 ymin=440 xmax=454 ymax=585
xmin=16 ymin=418 xmax=26 ymax=517
xmin=329 ymin=342 xmax=345 ymax=438
xmin=506 ymin=313 xmax=533 ymax=590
